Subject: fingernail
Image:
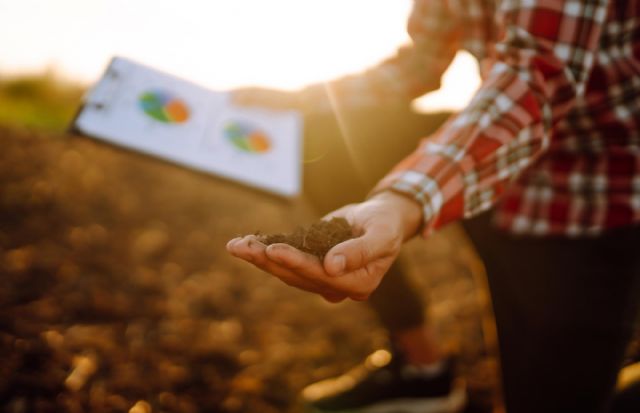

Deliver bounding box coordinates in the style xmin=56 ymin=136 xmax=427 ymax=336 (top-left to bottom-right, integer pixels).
xmin=226 ymin=238 xmax=239 ymax=250
xmin=265 ymin=245 xmax=284 ymax=263
xmin=330 ymin=254 xmax=346 ymax=275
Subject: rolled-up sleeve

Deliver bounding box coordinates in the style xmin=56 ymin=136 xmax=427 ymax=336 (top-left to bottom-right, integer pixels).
xmin=373 ymin=0 xmax=609 ymax=236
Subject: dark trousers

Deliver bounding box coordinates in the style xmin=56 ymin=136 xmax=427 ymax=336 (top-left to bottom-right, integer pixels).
xmin=464 ymin=212 xmax=640 ymax=412
xmin=301 ymin=104 xmax=640 ymax=412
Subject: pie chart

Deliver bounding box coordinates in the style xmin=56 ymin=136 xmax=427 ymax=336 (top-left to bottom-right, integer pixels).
xmin=224 ymin=121 xmax=272 ymax=154
xmin=139 ymin=90 xmax=190 ymax=123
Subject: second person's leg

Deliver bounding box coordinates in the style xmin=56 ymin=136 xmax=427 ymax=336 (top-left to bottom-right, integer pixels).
xmin=464 ymin=213 xmax=640 ymax=413
xmin=301 ymin=104 xmax=466 ymax=412
xmin=302 ymin=103 xmax=450 ymax=355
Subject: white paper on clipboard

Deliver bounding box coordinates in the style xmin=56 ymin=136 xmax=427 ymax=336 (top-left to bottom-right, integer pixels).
xmin=73 ymin=56 xmax=303 ymax=197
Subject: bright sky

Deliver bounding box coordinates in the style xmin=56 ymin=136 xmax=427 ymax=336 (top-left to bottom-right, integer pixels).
xmin=0 ymin=0 xmax=480 ymax=111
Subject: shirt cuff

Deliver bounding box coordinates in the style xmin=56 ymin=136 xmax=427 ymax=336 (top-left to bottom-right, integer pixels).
xmin=371 ymin=154 xmax=466 ymax=237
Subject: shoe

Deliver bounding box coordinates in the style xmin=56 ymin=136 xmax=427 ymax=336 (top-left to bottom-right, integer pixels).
xmin=301 ymin=349 xmax=466 ymax=413
xmin=613 ymin=361 xmax=640 ymax=413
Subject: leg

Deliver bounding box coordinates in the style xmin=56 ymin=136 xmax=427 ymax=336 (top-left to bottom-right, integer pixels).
xmin=369 ymin=258 xmax=444 ymax=364
xmin=301 ymin=105 xmax=465 ymax=412
xmin=463 ymin=212 xmax=640 ymax=413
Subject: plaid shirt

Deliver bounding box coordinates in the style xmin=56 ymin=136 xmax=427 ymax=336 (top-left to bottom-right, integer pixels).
xmin=315 ymin=0 xmax=640 ymax=237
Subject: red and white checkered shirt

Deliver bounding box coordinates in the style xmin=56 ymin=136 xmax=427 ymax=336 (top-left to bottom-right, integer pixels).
xmin=320 ymin=0 xmax=640 ymax=237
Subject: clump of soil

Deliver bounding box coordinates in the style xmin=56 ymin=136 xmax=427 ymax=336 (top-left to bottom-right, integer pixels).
xmin=257 ymin=217 xmax=354 ymax=259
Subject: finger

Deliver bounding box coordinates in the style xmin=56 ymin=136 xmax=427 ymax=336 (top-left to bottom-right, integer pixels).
xmin=265 ymin=243 xmax=383 ymax=300
xmin=228 ymin=237 xmax=355 ymax=300
xmin=231 ymin=88 xmax=299 ymax=110
xmin=328 ymin=259 xmax=393 ymax=300
xmin=324 ymin=224 xmax=400 ymax=276
xmin=264 ymin=243 xmax=327 ymax=279
xmin=261 ymin=259 xmax=350 ymax=299
xmin=226 ymin=237 xmax=242 ymax=251
xmin=226 ymin=235 xmax=268 ymax=263
xmin=230 ymin=89 xmax=258 ymax=106
xmin=321 ymin=204 xmax=355 ymax=222
xmin=321 ymin=293 xmax=347 ymax=303
xmin=265 ymin=263 xmax=327 ymax=294
xmin=231 ymin=89 xmax=270 ymax=107
xmin=265 ymin=243 xmax=353 ymax=291
xmin=264 ymin=242 xmax=376 ymax=300
xmin=230 ymin=238 xmax=342 ymax=297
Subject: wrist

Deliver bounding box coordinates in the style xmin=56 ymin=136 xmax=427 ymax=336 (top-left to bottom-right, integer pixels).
xmin=370 ymin=190 xmax=423 ymax=240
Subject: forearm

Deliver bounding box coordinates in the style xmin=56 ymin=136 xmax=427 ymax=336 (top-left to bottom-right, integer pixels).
xmin=299 ymin=1 xmax=461 ymax=112
xmin=372 ymin=0 xmax=609 ymax=236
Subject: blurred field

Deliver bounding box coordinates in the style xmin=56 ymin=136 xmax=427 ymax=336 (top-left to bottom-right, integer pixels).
xmin=0 ymin=73 xmax=84 ymax=132
xmin=3 ymin=75 xmax=636 ymax=413
xmin=0 ymin=87 xmax=500 ymax=412
xmin=0 ymin=124 xmax=500 ymax=412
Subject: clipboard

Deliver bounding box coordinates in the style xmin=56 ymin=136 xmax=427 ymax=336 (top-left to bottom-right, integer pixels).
xmin=71 ymin=57 xmax=303 ymax=198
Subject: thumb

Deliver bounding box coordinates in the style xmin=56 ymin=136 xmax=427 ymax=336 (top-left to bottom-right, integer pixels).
xmin=323 ymin=223 xmax=400 ymax=276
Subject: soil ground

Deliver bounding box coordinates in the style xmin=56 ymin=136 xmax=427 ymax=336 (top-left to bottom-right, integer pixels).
xmin=1 ymin=126 xmax=637 ymax=412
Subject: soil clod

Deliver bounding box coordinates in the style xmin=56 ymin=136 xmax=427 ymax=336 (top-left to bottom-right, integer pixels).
xmin=257 ymin=217 xmax=354 ymax=259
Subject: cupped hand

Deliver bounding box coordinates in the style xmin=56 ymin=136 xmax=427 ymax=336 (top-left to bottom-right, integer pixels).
xmin=226 ymin=191 xmax=423 ymax=302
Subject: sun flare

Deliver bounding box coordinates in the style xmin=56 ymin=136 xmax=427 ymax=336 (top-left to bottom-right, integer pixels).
xmin=0 ymin=0 xmax=479 ymax=111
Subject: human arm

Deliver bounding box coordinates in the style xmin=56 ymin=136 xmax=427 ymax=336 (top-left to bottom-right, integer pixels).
xmin=373 ymin=0 xmax=610 ymax=236
xmin=232 ymin=0 xmax=461 ymax=113
xmin=227 ymin=0 xmax=610 ymax=303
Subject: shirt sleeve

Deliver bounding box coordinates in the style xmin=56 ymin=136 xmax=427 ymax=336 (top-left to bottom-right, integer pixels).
xmin=373 ymin=0 xmax=610 ymax=236
xmin=300 ymin=0 xmax=462 ymax=111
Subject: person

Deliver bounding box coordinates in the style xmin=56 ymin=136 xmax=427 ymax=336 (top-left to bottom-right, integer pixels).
xmin=227 ymin=0 xmax=640 ymax=412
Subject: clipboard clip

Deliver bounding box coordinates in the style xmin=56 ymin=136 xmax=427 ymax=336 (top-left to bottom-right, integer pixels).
xmin=83 ymin=61 xmax=123 ymax=111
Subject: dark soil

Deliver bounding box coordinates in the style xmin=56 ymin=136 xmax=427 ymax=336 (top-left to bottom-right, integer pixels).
xmin=0 ymin=125 xmax=499 ymax=413
xmin=1 ymin=125 xmax=638 ymax=413
xmin=257 ymin=217 xmax=354 ymax=259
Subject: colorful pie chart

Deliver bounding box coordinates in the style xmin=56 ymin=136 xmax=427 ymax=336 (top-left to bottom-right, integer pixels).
xmin=139 ymin=90 xmax=190 ymax=123
xmin=224 ymin=121 xmax=272 ymax=154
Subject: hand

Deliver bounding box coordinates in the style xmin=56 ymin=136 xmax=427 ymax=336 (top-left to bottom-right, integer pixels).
xmin=231 ymin=84 xmax=330 ymax=115
xmin=231 ymin=87 xmax=304 ymax=111
xmin=226 ymin=191 xmax=423 ymax=302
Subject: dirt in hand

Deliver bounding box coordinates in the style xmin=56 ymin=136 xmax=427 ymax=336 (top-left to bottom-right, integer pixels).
xmin=257 ymin=217 xmax=354 ymax=259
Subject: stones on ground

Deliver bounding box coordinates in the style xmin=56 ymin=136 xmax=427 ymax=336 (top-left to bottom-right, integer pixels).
xmin=65 ymin=354 xmax=98 ymax=391
xmin=0 ymin=126 xmax=509 ymax=413
xmin=132 ymin=228 xmax=169 ymax=260
xmin=129 ymin=400 xmax=152 ymax=413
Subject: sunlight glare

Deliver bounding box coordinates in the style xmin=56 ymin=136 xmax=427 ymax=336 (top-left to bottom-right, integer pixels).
xmin=0 ymin=0 xmax=479 ymax=111
xmin=413 ymin=51 xmax=481 ymax=113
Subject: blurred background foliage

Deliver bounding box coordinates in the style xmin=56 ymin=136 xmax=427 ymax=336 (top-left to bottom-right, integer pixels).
xmin=0 ymin=73 xmax=85 ymax=132
xmin=0 ymin=72 xmax=503 ymax=412
xmin=1 ymin=70 xmax=638 ymax=413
